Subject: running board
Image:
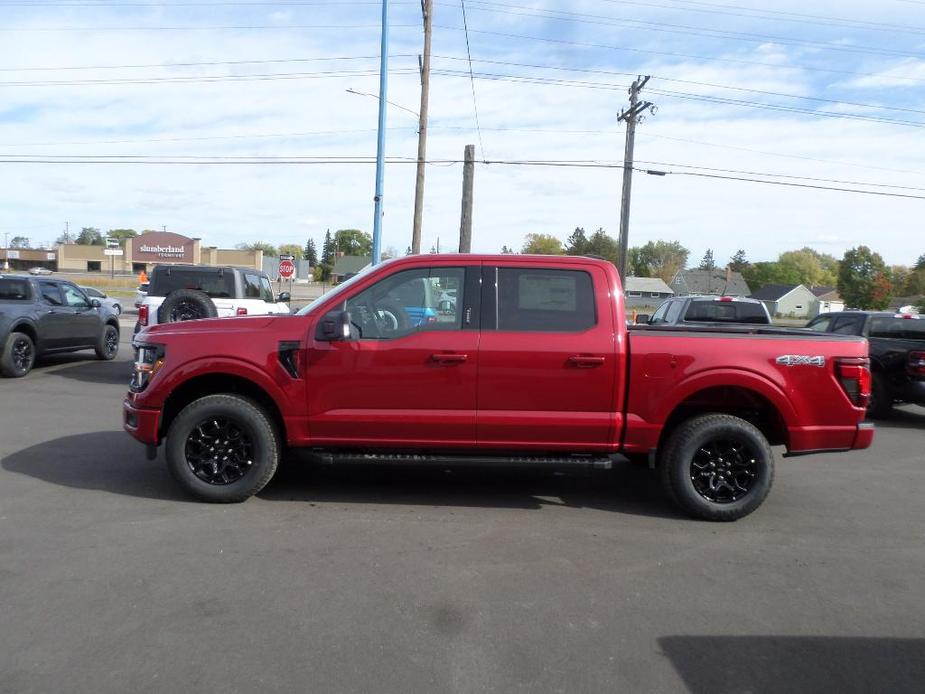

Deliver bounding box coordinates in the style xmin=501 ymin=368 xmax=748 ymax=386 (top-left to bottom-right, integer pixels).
xmin=315 ymin=452 xmax=613 ymax=470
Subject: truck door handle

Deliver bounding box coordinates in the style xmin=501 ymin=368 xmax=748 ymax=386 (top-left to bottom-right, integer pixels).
xmin=568 ymin=355 xmax=605 ymax=368
xmin=431 ymin=353 xmax=468 ymax=365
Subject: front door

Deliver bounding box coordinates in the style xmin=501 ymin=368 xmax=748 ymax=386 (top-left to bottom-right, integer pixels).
xmin=60 ymin=283 xmax=101 ymax=346
xmin=306 ymin=264 xmax=480 ymax=449
xmin=35 ymin=281 xmax=72 ymax=350
xmin=476 ymin=263 xmax=619 ymax=452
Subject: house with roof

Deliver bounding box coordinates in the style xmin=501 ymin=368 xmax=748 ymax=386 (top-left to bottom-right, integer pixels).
xmin=750 ymin=283 xmax=818 ymax=319
xmin=624 ymin=276 xmax=674 ymax=308
xmin=811 ymin=286 xmax=845 ymax=315
xmin=331 ymin=255 xmax=370 ymax=283
xmin=670 ymin=268 xmax=751 ymax=297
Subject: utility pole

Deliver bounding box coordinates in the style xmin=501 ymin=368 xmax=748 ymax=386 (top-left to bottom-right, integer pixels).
xmin=458 ymin=144 xmax=474 ymax=253
xmin=371 ymin=0 xmax=391 ymax=266
xmin=411 ymin=0 xmax=432 ymax=255
xmin=616 ymin=75 xmax=655 ymax=281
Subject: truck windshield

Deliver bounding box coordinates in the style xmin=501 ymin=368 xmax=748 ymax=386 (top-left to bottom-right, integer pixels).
xmin=869 ymin=317 xmax=925 ymax=340
xmin=295 ymin=263 xmax=377 ymax=316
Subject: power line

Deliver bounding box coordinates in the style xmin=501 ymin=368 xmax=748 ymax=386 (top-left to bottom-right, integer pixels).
xmin=431 ymin=54 xmax=925 ymax=118
xmin=449 ymin=1 xmax=925 ymax=60
xmin=429 ymin=69 xmax=925 ymax=128
xmin=431 ymin=24 xmax=925 ymax=85
xmin=459 ymin=0 xmax=485 ymax=159
xmin=0 ymin=22 xmax=419 ymax=31
xmin=0 ymin=54 xmax=415 ymax=72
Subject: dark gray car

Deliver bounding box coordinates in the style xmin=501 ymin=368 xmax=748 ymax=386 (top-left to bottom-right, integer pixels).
xmin=0 ymin=274 xmax=121 ymax=377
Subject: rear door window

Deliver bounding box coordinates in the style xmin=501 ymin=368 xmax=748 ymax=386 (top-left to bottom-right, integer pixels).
xmin=684 ymin=300 xmax=768 ymax=323
xmin=38 ymin=281 xmax=63 ymax=306
xmin=495 ymin=267 xmax=596 ymax=332
xmin=831 ymin=315 xmax=865 ymax=335
xmin=243 ymin=272 xmax=275 ymax=302
xmin=0 ymin=278 xmax=31 ymax=300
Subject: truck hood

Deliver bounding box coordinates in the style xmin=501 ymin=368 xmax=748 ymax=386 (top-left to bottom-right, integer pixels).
xmin=136 ymin=315 xmax=284 ymax=342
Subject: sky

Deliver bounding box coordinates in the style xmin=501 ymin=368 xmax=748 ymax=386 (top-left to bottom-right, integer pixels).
xmin=0 ymin=0 xmax=923 ymax=266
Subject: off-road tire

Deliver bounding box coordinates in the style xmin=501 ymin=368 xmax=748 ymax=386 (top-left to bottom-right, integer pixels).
xmin=866 ymin=373 xmax=893 ymax=420
xmin=0 ymin=332 xmax=35 ymax=378
xmin=157 ymin=289 xmax=218 ymax=324
xmin=95 ymin=323 xmax=119 ymax=360
xmin=166 ymin=394 xmax=279 ymax=503
xmin=659 ymin=413 xmax=774 ymax=522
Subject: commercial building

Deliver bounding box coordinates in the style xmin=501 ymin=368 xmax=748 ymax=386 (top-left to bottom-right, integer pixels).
xmin=54 ymin=231 xmax=262 ymax=274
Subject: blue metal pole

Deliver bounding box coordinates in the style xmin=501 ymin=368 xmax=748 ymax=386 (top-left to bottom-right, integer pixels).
xmin=371 ymin=0 xmax=389 ymax=266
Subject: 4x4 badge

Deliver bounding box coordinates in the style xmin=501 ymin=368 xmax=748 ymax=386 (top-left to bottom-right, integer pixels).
xmin=776 ymin=355 xmax=825 ymax=367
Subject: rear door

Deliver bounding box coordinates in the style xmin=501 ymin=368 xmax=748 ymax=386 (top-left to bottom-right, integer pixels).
xmin=476 ymin=262 xmax=619 ymax=451
xmin=35 ymin=281 xmax=71 ymax=349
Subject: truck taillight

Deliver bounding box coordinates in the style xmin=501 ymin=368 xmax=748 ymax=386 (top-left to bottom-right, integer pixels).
xmin=138 ymin=304 xmax=148 ymax=326
xmin=836 ymin=357 xmax=871 ymax=408
xmin=236 ymin=307 xmax=248 ymax=316
xmin=909 ymin=351 xmax=925 ymax=377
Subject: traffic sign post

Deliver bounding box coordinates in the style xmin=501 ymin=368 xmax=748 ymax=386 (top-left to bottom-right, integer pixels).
xmin=104 ymin=246 xmax=124 ymax=278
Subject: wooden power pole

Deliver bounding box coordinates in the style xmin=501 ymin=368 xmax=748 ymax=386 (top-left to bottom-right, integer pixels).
xmin=616 ymin=75 xmax=655 ymax=281
xmin=458 ymin=144 xmax=474 ymax=253
xmin=411 ymin=0 xmax=432 ymax=255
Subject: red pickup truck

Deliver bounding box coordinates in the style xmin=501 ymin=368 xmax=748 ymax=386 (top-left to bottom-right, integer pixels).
xmin=124 ymin=255 xmax=874 ymax=521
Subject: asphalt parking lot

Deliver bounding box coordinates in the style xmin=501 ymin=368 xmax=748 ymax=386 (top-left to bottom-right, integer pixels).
xmin=1 ymin=326 xmax=923 ymax=693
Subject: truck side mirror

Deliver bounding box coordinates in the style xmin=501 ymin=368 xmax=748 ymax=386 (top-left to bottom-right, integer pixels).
xmin=635 ymin=313 xmax=650 ymax=324
xmin=317 ymin=310 xmax=355 ymax=341
xmin=277 ymin=291 xmax=291 ymax=303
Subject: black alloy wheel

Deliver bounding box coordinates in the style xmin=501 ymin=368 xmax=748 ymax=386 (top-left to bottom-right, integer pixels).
xmin=185 ymin=416 xmax=255 ymax=485
xmin=11 ymin=336 xmax=34 ymax=374
xmin=689 ymin=438 xmax=760 ymax=504
xmin=105 ymin=327 xmax=119 ymax=355
xmin=659 ymin=413 xmax=774 ymax=522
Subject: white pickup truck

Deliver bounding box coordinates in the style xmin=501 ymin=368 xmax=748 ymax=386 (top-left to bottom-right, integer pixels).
xmin=136 ymin=264 xmax=290 ymax=333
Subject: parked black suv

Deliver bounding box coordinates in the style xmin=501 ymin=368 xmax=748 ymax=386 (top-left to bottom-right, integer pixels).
xmin=805 ymin=311 xmax=925 ymax=417
xmin=0 ymin=275 xmax=121 ymax=377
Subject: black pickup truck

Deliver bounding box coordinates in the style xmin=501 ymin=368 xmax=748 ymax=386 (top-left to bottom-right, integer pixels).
xmin=805 ymin=311 xmax=925 ymax=417
xmin=0 ymin=274 xmax=121 ymax=377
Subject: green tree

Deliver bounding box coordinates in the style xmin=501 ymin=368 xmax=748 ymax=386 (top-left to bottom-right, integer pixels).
xmin=304 ymin=238 xmax=318 ymax=267
xmin=107 ymin=229 xmax=137 ymax=243
xmin=627 ymin=247 xmax=649 ymax=276
xmin=334 ymin=229 xmax=372 ymax=256
xmin=729 ymin=249 xmax=748 ymax=272
xmin=278 ymin=243 xmax=303 ymax=260
xmin=698 ymin=248 xmax=716 ymax=271
xmin=633 ymin=240 xmax=690 ymax=283
xmin=320 ymin=229 xmax=335 ymax=281
xmin=903 ymin=268 xmax=925 ymax=295
xmin=9 ymin=236 xmax=30 ymax=248
xmin=405 ymin=246 xmax=413 ymax=256
xmin=236 ymin=241 xmax=278 ymax=256
xmin=76 ymin=227 xmax=103 ymax=245
xmin=838 ymin=246 xmax=891 ymax=309
xmin=521 ymin=233 xmax=564 ymax=255
xmin=914 ymin=253 xmax=925 ymax=271
xmin=500 ymin=244 xmax=515 ymax=254
xmin=777 ymin=247 xmax=838 ymax=287
xmin=585 ymin=228 xmax=619 ymax=263
xmin=564 ymin=227 xmax=589 ymax=255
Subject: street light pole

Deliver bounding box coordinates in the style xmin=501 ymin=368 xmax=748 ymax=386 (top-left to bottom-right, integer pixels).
xmin=371 ymin=0 xmax=390 ymax=266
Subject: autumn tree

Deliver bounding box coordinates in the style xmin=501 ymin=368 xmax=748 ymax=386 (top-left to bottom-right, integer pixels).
xmin=278 ymin=243 xmax=304 ymax=260
xmin=629 ymin=240 xmax=690 ymax=283
xmin=838 ymin=246 xmax=891 ymax=310
xmin=76 ymin=227 xmax=104 ymax=245
xmin=236 ymin=241 xmax=278 ymax=256
xmin=521 ymin=233 xmax=564 ymax=255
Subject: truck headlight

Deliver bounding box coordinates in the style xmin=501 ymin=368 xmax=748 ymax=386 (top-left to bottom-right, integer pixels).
xmin=131 ymin=344 xmax=165 ymax=392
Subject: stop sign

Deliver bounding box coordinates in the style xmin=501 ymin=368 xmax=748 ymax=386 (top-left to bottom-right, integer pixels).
xmin=278 ymin=259 xmax=295 ymax=278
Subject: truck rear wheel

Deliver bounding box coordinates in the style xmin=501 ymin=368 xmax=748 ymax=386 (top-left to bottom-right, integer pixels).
xmin=165 ymin=394 xmax=279 ymax=503
xmin=659 ymin=414 xmax=774 ymax=522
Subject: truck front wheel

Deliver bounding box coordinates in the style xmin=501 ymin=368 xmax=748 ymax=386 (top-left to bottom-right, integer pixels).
xmin=659 ymin=414 xmax=774 ymax=522
xmin=165 ymin=394 xmax=279 ymax=502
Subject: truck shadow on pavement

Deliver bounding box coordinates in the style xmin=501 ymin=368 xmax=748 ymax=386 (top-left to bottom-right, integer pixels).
xmin=2 ymin=432 xmax=682 ymax=518
xmin=1 ymin=431 xmax=189 ymax=502
xmin=261 ymin=458 xmax=684 ymax=519
xmin=871 ymin=406 xmax=925 ymax=430
xmin=658 ymin=635 xmax=925 ymax=694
